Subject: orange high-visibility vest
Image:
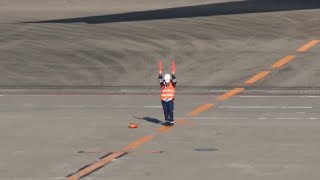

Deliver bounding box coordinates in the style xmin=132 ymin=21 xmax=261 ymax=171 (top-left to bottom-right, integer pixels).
xmin=161 ymin=82 xmax=175 ymax=101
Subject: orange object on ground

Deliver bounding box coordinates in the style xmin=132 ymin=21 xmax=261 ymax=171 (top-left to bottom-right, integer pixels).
xmin=129 ymin=123 xmax=139 ymax=128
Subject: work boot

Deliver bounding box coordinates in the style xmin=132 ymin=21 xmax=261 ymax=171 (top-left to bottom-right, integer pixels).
xmin=162 ymin=121 xmax=170 ymax=126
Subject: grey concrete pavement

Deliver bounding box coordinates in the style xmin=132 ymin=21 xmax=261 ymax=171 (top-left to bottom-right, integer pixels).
xmin=1 ymin=94 xmax=320 ymax=180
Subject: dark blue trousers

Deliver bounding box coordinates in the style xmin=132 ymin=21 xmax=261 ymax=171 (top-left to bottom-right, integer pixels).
xmin=161 ymin=100 xmax=174 ymax=122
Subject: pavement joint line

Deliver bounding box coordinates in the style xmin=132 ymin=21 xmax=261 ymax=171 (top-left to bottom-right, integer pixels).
xmin=276 ymin=118 xmax=304 ymax=120
xmin=143 ymin=106 xmax=162 ymax=108
xmin=297 ymin=40 xmax=320 ymax=52
xmin=177 ymin=117 xmax=320 ymax=120
xmin=217 ymin=106 xmax=312 ymax=109
xmin=239 ymin=96 xmax=320 ymax=98
xmin=185 ymin=117 xmax=249 ymax=120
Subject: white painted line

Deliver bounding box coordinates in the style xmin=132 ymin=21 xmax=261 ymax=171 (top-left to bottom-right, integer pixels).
xmin=59 ymin=106 xmax=105 ymax=108
xmin=276 ymin=118 xmax=304 ymax=120
xmin=143 ymin=106 xmax=162 ymax=108
xmin=287 ymin=107 xmax=312 ymax=109
xmin=178 ymin=117 xmax=249 ymax=120
xmin=218 ymin=106 xmax=312 ymax=109
xmin=178 ymin=117 xmax=320 ymax=120
xmin=113 ymin=105 xmax=162 ymax=109
xmin=239 ymin=96 xmax=320 ymax=98
xmin=219 ymin=106 xmax=278 ymax=109
xmin=113 ymin=106 xmax=136 ymax=108
xmin=275 ymin=117 xmax=319 ymax=120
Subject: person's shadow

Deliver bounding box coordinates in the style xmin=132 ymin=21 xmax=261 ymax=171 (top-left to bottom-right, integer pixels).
xmin=132 ymin=116 xmax=164 ymax=125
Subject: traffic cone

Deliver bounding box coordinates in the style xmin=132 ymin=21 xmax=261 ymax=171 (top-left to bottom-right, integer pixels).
xmin=129 ymin=123 xmax=139 ymax=128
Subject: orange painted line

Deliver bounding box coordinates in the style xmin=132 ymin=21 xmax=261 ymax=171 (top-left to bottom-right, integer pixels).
xmin=272 ymin=55 xmax=296 ymax=68
xmin=67 ymin=135 xmax=154 ymax=180
xmin=297 ymin=40 xmax=320 ymax=52
xmin=157 ymin=119 xmax=195 ymax=132
xmin=175 ymin=119 xmax=195 ymax=126
xmin=217 ymin=88 xmax=244 ymax=101
xmin=187 ymin=103 xmax=214 ymax=117
xmin=244 ymin=71 xmax=270 ymax=85
xmin=157 ymin=126 xmax=172 ymax=132
xmin=122 ymin=135 xmax=155 ymax=151
xmin=66 ymin=151 xmax=125 ymax=180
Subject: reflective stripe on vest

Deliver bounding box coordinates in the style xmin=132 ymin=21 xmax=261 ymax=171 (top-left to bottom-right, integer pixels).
xmin=161 ymin=82 xmax=175 ymax=101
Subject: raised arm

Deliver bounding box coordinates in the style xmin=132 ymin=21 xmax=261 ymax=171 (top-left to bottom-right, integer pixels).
xmin=159 ymin=74 xmax=164 ymax=85
xmin=171 ymin=74 xmax=177 ymax=87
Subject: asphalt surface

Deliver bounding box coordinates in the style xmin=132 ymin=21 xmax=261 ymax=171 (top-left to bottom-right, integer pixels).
xmin=1 ymin=94 xmax=320 ymax=180
xmin=0 ymin=0 xmax=320 ymax=180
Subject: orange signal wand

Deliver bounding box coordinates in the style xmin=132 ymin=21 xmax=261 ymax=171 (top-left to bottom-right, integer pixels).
xmin=171 ymin=61 xmax=175 ymax=74
xmin=158 ymin=61 xmax=162 ymax=74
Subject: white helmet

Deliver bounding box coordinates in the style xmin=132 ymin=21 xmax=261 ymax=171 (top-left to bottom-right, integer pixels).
xmin=164 ymin=74 xmax=171 ymax=83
